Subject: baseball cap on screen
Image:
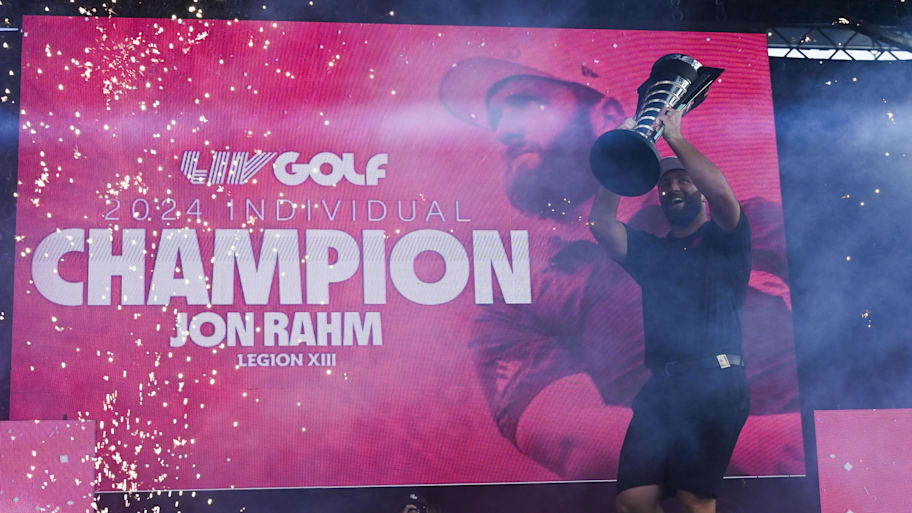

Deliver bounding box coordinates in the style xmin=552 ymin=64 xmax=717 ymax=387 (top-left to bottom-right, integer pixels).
xmin=439 ymin=56 xmax=613 ymax=129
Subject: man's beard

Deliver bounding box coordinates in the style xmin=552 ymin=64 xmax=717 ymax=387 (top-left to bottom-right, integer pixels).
xmin=661 ymin=191 xmax=703 ymax=227
xmin=504 ymin=113 xmax=598 ymax=219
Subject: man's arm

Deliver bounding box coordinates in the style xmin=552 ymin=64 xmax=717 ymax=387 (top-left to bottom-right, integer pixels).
xmin=655 ymin=107 xmax=741 ymax=231
xmin=589 ymin=188 xmax=628 ymax=262
xmin=588 ymin=117 xmax=636 ymax=262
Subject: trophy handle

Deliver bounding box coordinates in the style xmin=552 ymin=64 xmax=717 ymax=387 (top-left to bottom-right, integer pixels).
xmin=683 ymin=66 xmax=724 ymax=112
xmin=650 ymin=66 xmax=722 ymax=139
xmin=634 ymin=60 xmax=725 ymax=143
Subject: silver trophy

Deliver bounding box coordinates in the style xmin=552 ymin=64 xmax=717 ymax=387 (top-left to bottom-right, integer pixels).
xmin=589 ymin=54 xmax=723 ymax=196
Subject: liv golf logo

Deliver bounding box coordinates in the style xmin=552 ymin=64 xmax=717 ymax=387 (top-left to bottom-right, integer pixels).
xmin=180 ymin=151 xmax=388 ymax=186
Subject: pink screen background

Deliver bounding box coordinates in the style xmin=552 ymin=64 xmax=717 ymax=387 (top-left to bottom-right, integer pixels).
xmin=0 ymin=421 xmax=96 ymax=512
xmin=815 ymin=409 xmax=912 ymax=513
xmin=13 ymin=17 xmax=802 ymax=490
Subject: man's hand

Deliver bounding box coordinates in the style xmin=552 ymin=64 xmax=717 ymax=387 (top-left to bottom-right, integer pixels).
xmin=654 ymin=107 xmax=683 ymax=142
xmin=618 ymin=117 xmax=636 ymax=130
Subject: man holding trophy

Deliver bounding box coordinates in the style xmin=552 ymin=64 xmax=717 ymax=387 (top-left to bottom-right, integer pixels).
xmin=589 ymin=56 xmax=751 ymax=513
xmin=439 ymin=49 xmax=800 ymax=493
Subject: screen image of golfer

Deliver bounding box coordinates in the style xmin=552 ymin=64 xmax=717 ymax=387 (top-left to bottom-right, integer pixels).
xmin=12 ymin=17 xmax=802 ymax=490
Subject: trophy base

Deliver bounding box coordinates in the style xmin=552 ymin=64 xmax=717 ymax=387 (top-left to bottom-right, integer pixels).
xmin=589 ymin=129 xmax=661 ymax=197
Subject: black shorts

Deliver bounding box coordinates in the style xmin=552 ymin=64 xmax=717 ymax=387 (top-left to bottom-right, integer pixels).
xmin=616 ymin=366 xmax=750 ymax=499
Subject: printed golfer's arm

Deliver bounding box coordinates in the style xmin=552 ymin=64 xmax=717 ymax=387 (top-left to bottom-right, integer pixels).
xmin=730 ymin=413 xmax=805 ymax=475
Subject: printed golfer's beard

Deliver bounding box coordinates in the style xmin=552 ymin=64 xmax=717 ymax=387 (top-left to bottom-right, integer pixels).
xmin=504 ymin=114 xmax=597 ymax=219
xmin=662 ymin=190 xmax=704 ymax=226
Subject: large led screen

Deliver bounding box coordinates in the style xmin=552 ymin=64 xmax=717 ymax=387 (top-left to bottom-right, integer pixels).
xmin=12 ymin=16 xmax=803 ymax=490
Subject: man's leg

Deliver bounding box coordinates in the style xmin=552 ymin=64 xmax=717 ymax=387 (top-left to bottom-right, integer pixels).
xmin=669 ymin=369 xmax=749 ymax=513
xmin=676 ymin=490 xmax=715 ymax=513
xmin=515 ymin=373 xmax=632 ymax=479
xmin=616 ymin=485 xmax=664 ymax=513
